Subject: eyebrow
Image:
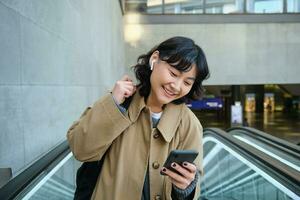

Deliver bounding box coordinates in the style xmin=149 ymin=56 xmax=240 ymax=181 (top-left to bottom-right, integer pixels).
xmin=168 ymin=66 xmax=196 ymax=81
xmin=187 ymin=77 xmax=196 ymax=81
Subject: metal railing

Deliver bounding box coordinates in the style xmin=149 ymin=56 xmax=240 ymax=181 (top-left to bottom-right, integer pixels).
xmin=0 ymin=141 xmax=70 ymax=200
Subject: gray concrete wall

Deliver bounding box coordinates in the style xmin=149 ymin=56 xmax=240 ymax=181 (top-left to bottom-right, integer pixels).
xmin=124 ymin=23 xmax=300 ymax=85
xmin=0 ymin=0 xmax=125 ymax=175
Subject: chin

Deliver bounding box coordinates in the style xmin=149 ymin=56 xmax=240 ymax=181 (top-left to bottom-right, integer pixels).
xmin=160 ymin=94 xmax=176 ymax=105
xmin=152 ymin=87 xmax=177 ymax=105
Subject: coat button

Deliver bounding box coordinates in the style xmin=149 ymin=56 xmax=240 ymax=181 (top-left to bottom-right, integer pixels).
xmin=153 ymin=133 xmax=160 ymax=139
xmin=152 ymin=161 xmax=160 ymax=169
xmin=155 ymin=195 xmax=161 ymax=200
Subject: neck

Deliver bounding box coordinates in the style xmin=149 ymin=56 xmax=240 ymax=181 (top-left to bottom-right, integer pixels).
xmin=146 ymin=92 xmax=163 ymax=113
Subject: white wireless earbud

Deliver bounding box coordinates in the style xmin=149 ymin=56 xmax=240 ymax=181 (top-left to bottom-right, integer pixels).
xmin=150 ymin=60 xmax=155 ymax=71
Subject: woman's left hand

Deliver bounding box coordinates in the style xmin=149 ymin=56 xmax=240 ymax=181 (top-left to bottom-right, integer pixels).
xmin=161 ymin=162 xmax=197 ymax=190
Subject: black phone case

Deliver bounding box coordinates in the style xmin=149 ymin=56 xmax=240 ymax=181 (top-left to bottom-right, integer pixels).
xmin=160 ymin=150 xmax=198 ymax=175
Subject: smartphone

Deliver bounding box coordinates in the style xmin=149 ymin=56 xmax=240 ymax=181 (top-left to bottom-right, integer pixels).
xmin=160 ymin=150 xmax=198 ymax=175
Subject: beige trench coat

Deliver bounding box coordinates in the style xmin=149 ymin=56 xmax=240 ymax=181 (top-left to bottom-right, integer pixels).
xmin=67 ymin=91 xmax=203 ymax=200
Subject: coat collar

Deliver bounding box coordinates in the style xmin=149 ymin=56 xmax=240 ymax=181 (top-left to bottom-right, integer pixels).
xmin=128 ymin=91 xmax=147 ymax=123
xmin=128 ymin=91 xmax=184 ymax=143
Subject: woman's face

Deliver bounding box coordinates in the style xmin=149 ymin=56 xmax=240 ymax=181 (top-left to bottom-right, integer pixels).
xmin=149 ymin=52 xmax=197 ymax=106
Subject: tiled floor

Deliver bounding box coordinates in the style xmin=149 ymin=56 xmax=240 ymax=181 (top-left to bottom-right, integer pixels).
xmin=193 ymin=110 xmax=300 ymax=145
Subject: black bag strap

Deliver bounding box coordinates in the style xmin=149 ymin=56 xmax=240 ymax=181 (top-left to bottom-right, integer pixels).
xmin=120 ymin=95 xmax=134 ymax=110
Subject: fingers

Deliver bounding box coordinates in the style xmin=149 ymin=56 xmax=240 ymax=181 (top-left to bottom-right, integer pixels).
xmin=123 ymin=88 xmax=135 ymax=98
xmin=160 ymin=162 xmax=197 ymax=190
xmin=161 ymin=167 xmax=190 ymax=189
xmin=168 ymin=177 xmax=188 ymax=190
xmin=121 ymin=75 xmax=133 ymax=82
xmin=118 ymin=76 xmax=136 ymax=92
xmin=112 ymin=75 xmax=136 ymax=104
xmin=123 ymin=84 xmax=136 ymax=97
xmin=181 ymin=162 xmax=197 ymax=174
xmin=123 ymin=82 xmax=136 ymax=91
xmin=164 ymin=167 xmax=186 ymax=181
xmin=172 ymin=162 xmax=196 ymax=180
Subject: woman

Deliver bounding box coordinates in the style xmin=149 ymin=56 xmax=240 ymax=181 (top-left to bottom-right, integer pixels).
xmin=67 ymin=36 xmax=209 ymax=200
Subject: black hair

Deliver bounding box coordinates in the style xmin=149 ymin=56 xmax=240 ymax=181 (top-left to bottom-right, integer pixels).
xmin=133 ymin=36 xmax=210 ymax=104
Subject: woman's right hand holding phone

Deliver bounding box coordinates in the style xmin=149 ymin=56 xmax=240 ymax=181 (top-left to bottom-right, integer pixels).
xmin=111 ymin=75 xmax=136 ymax=105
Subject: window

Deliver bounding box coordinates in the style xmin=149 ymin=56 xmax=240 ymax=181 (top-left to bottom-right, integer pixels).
xmin=124 ymin=0 xmax=300 ymax=13
xmin=164 ymin=0 xmax=204 ymax=14
xmin=287 ymin=0 xmax=300 ymax=12
xmin=247 ymin=0 xmax=283 ymax=13
xmin=205 ymin=0 xmax=244 ymax=14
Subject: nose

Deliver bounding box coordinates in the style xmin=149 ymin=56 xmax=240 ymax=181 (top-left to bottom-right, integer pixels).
xmin=170 ymin=80 xmax=181 ymax=93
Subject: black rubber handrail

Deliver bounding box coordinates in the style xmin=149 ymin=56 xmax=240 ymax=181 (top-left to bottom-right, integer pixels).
xmin=204 ymin=128 xmax=300 ymax=197
xmin=227 ymin=126 xmax=300 ymax=160
xmin=0 ymin=140 xmax=70 ymax=200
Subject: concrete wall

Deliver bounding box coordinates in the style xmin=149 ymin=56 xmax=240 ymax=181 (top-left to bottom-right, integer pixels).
xmin=124 ymin=23 xmax=300 ymax=85
xmin=0 ymin=0 xmax=125 ymax=175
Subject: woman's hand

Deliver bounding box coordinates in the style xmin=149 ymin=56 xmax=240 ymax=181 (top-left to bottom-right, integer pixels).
xmin=112 ymin=75 xmax=136 ymax=105
xmin=161 ymin=162 xmax=197 ymax=190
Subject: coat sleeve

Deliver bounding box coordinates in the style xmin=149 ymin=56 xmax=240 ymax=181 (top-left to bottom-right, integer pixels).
xmin=177 ymin=108 xmax=204 ymax=200
xmin=66 ymin=93 xmax=132 ymax=162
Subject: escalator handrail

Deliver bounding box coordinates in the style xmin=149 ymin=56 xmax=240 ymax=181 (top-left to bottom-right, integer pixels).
xmin=227 ymin=126 xmax=300 ymax=159
xmin=204 ymin=128 xmax=300 ymax=196
xmin=0 ymin=140 xmax=70 ymax=200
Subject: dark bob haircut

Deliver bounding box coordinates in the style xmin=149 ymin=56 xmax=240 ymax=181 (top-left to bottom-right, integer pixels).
xmin=133 ymin=36 xmax=210 ymax=104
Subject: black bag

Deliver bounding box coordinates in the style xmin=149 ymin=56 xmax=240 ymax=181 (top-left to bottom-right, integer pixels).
xmin=73 ymin=158 xmax=105 ymax=200
xmin=73 ymin=96 xmax=133 ymax=200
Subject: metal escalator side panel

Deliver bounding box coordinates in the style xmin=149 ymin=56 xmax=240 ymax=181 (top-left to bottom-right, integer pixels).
xmin=228 ymin=128 xmax=300 ymax=172
xmin=201 ymin=135 xmax=300 ymax=200
xmin=233 ymin=134 xmax=300 ymax=172
xmin=18 ymin=152 xmax=74 ymax=200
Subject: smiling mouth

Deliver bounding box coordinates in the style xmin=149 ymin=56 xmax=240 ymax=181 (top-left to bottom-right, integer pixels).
xmin=163 ymin=86 xmax=177 ymax=97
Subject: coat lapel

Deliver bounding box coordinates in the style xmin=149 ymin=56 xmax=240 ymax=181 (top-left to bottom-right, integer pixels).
xmin=128 ymin=90 xmax=184 ymax=142
xmin=157 ymin=103 xmax=183 ymax=142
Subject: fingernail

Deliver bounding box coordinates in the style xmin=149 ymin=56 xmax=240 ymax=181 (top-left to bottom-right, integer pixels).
xmin=183 ymin=162 xmax=188 ymax=167
xmin=172 ymin=163 xmax=176 ymax=168
xmin=162 ymin=168 xmax=167 ymax=172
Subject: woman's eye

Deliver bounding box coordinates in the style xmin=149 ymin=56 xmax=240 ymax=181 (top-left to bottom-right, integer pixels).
xmin=185 ymin=81 xmax=192 ymax=86
xmin=170 ymin=71 xmax=177 ymax=77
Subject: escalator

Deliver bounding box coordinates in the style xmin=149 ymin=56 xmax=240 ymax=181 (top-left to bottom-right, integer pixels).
xmin=227 ymin=127 xmax=300 ymax=172
xmin=201 ymin=128 xmax=300 ymax=200
xmin=1 ymin=128 xmax=299 ymax=200
xmin=0 ymin=141 xmax=78 ymax=200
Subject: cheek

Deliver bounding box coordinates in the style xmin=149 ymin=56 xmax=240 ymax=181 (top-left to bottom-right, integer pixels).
xmin=150 ymin=74 xmax=162 ymax=92
xmin=181 ymin=86 xmax=193 ymax=96
xmin=150 ymin=72 xmax=158 ymax=84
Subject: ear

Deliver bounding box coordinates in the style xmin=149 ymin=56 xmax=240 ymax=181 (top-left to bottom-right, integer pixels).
xmin=149 ymin=50 xmax=160 ymax=70
xmin=150 ymin=50 xmax=159 ymax=62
